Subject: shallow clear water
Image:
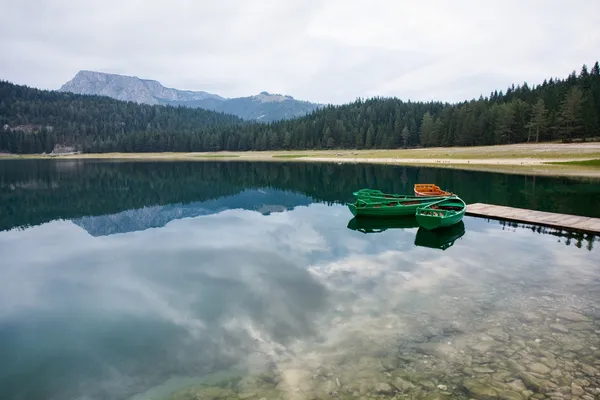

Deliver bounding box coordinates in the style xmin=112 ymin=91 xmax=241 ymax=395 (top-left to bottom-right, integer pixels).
xmin=0 ymin=160 xmax=599 ymax=400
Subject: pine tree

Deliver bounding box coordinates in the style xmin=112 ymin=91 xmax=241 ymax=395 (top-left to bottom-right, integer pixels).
xmin=581 ymin=92 xmax=598 ymax=139
xmin=527 ymin=99 xmax=548 ymax=142
xmin=365 ymin=125 xmax=375 ymax=149
xmin=323 ymin=127 xmax=334 ymax=149
xmin=394 ymin=113 xmax=402 ymax=148
xmin=558 ymin=87 xmax=585 ymax=142
xmin=494 ymin=104 xmax=515 ymax=144
xmin=401 ymin=125 xmax=410 ymax=148
xmin=591 ymin=61 xmax=600 ymax=76
xmin=419 ymin=112 xmax=435 ymax=147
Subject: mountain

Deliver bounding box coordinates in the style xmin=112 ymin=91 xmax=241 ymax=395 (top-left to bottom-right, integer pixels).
xmin=59 ymin=71 xmax=321 ymax=122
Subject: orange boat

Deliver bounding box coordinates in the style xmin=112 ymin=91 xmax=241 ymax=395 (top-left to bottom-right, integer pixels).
xmin=414 ymin=184 xmax=453 ymax=197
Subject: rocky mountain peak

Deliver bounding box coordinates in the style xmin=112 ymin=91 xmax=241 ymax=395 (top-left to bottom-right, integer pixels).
xmin=59 ymin=71 xmax=321 ymax=121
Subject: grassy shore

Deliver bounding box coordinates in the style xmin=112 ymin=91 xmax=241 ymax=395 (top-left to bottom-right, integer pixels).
xmin=3 ymin=143 xmax=600 ymax=178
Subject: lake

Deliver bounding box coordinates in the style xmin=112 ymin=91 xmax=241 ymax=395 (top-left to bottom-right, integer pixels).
xmin=0 ymin=160 xmax=599 ymax=400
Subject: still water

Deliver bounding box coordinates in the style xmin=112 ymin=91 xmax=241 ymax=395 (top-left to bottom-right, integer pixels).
xmin=0 ymin=160 xmax=599 ymax=400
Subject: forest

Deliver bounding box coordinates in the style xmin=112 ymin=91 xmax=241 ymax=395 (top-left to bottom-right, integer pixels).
xmin=1 ymin=62 xmax=599 ymax=154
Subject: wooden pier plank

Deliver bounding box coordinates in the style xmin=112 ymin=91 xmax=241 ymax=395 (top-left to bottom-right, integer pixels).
xmin=465 ymin=203 xmax=600 ymax=234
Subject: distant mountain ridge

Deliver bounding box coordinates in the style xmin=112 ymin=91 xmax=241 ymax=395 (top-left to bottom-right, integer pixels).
xmin=59 ymin=70 xmax=321 ymax=122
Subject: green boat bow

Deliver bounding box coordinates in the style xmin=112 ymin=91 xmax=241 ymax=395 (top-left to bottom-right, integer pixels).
xmin=415 ymin=196 xmax=466 ymax=230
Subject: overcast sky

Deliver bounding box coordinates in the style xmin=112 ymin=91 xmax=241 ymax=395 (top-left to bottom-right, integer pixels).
xmin=1 ymin=0 xmax=599 ymax=104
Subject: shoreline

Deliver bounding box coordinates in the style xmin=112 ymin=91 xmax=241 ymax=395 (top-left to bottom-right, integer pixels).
xmin=2 ymin=142 xmax=600 ymax=178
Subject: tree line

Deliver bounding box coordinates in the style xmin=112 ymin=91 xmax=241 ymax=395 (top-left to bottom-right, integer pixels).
xmin=1 ymin=61 xmax=599 ymax=154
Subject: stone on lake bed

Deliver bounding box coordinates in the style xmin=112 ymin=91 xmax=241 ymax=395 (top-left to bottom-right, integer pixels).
xmin=527 ymin=363 xmax=552 ymax=375
xmin=374 ymin=382 xmax=394 ymax=395
xmin=487 ymin=328 xmax=510 ymax=342
xmin=395 ymin=377 xmax=416 ymax=391
xmin=423 ymin=393 xmax=450 ymax=400
xmin=498 ymin=390 xmax=525 ymax=400
xmin=423 ymin=392 xmax=448 ymax=400
xmin=571 ymin=382 xmax=585 ymax=396
xmin=506 ymin=379 xmax=527 ymax=392
xmin=566 ymin=322 xmax=594 ymax=331
xmin=463 ymin=379 xmax=499 ymax=399
xmin=579 ymin=363 xmax=597 ymax=376
xmin=473 ymin=367 xmax=496 ymax=374
xmin=556 ymin=311 xmax=590 ymax=322
xmin=549 ymin=324 xmax=569 ymax=333
xmin=519 ymin=371 xmax=556 ymax=392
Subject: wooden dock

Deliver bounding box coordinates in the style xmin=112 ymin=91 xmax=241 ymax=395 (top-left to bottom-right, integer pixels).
xmin=466 ymin=203 xmax=600 ymax=234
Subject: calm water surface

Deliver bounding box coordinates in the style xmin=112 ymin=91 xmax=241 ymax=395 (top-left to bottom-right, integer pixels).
xmin=0 ymin=160 xmax=599 ymax=400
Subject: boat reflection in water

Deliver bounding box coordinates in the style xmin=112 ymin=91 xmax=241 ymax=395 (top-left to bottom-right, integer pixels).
xmin=346 ymin=216 xmax=419 ymax=233
xmin=347 ymin=217 xmax=466 ymax=250
xmin=414 ymin=221 xmax=465 ymax=250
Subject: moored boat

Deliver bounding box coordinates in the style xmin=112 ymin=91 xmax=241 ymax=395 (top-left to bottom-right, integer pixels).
xmin=353 ymin=188 xmax=445 ymax=202
xmin=414 ymin=184 xmax=453 ymax=197
xmin=347 ymin=196 xmax=451 ymax=218
xmin=415 ymin=196 xmax=466 ymax=230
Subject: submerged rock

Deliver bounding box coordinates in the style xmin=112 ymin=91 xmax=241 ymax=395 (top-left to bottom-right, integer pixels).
xmin=549 ymin=324 xmax=569 ymax=333
xmin=487 ymin=328 xmax=510 ymax=342
xmin=374 ymin=382 xmax=395 ymax=395
xmin=556 ymin=311 xmax=590 ymax=322
xmin=567 ymin=322 xmax=594 ymax=331
xmin=395 ymin=377 xmax=416 ymax=391
xmin=519 ymin=371 xmax=556 ymax=393
xmin=505 ymin=379 xmax=527 ymax=393
xmin=423 ymin=393 xmax=450 ymax=400
xmin=463 ymin=379 xmax=499 ymax=399
xmin=579 ymin=363 xmax=597 ymax=377
xmin=527 ymin=363 xmax=551 ymax=375
xmin=473 ymin=367 xmax=496 ymax=374
xmin=571 ymin=382 xmax=585 ymax=396
xmin=497 ymin=390 xmax=524 ymax=400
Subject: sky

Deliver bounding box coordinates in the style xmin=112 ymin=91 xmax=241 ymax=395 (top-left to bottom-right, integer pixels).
xmin=1 ymin=0 xmax=599 ymax=104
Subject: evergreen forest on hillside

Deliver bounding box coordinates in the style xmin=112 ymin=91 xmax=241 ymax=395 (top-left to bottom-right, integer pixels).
xmin=1 ymin=62 xmax=599 ymax=154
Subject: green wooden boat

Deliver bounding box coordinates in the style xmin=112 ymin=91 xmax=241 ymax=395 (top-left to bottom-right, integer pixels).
xmin=353 ymin=188 xmax=445 ymax=202
xmin=346 ymin=216 xmax=419 ymax=233
xmin=414 ymin=221 xmax=465 ymax=250
xmin=415 ymin=196 xmax=466 ymax=230
xmin=347 ymin=196 xmax=451 ymax=218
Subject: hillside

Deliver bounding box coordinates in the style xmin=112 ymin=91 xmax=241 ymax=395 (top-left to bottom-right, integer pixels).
xmin=59 ymin=71 xmax=321 ymax=122
xmin=1 ymin=61 xmax=599 ymax=154
xmin=0 ymin=81 xmax=242 ymax=154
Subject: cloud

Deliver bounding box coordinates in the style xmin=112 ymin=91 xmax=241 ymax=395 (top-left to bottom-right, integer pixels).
xmin=1 ymin=0 xmax=599 ymax=104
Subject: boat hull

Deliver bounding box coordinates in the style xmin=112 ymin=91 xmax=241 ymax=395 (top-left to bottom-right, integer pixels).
xmin=415 ymin=197 xmax=466 ymax=230
xmin=348 ymin=197 xmax=447 ymax=218
xmin=414 ymin=184 xmax=452 ymax=197
xmin=353 ymin=188 xmax=442 ymax=201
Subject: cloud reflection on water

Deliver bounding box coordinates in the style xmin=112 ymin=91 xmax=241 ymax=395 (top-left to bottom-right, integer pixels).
xmin=0 ymin=204 xmax=598 ymax=400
